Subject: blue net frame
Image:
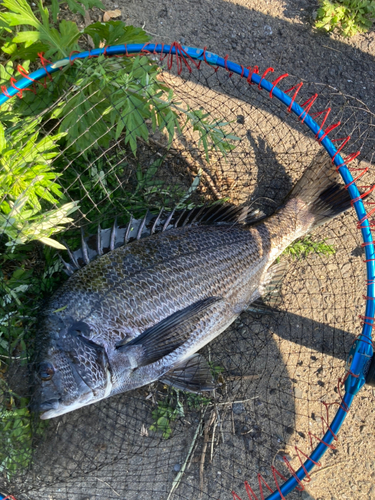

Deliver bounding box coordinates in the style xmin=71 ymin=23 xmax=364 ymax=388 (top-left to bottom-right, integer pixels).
xmin=0 ymin=43 xmax=373 ymax=500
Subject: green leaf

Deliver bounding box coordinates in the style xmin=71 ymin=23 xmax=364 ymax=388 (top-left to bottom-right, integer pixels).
xmin=0 ymin=123 xmax=6 ymax=153
xmin=38 ymin=237 xmax=67 ymax=249
xmin=12 ymin=30 xmax=40 ymax=44
xmin=51 ymin=0 xmax=59 ymax=22
xmin=84 ymin=21 xmax=150 ymax=47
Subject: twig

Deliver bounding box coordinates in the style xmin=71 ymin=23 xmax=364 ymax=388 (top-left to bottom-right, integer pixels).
xmin=215 ymin=405 xmax=225 ymax=444
xmin=166 ymin=408 xmax=207 ymax=500
xmin=309 ymin=461 xmax=345 ymax=478
xmin=94 ymin=477 xmax=121 ymax=497
xmin=272 ymin=448 xmax=288 ymax=468
xmin=0 ymin=354 xmax=21 ymax=360
xmin=199 ymin=410 xmax=217 ymax=498
xmin=210 ymin=418 xmax=218 ymax=462
xmin=227 ymin=374 xmax=261 ymax=381
xmin=211 ymin=397 xmax=258 ymax=407
xmin=231 ymin=404 xmax=235 ymax=435
xmin=322 ymin=45 xmax=342 ymax=53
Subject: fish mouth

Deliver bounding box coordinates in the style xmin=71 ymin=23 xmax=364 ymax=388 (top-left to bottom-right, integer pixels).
xmin=37 ymin=398 xmax=61 ymax=419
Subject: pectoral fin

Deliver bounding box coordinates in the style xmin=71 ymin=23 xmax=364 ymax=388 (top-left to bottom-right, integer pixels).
xmin=116 ymin=296 xmax=222 ymax=366
xmin=160 ymin=354 xmax=215 ymax=392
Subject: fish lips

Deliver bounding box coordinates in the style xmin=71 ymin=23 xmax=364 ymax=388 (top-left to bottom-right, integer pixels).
xmin=38 ymin=399 xmax=60 ymax=412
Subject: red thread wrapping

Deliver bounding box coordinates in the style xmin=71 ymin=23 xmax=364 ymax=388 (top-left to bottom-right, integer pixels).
xmin=299 ymin=94 xmax=318 ymax=123
xmin=38 ymin=52 xmax=53 ymax=80
xmin=331 ymin=136 xmax=351 ymax=162
xmin=317 ymin=121 xmax=341 ymax=144
xmin=69 ymin=50 xmax=81 ymax=65
xmin=224 ymin=54 xmax=233 ymax=77
xmin=284 ymin=82 xmax=303 ymax=113
xmin=351 ymin=186 xmax=375 ymax=205
xmin=310 ymin=107 xmax=331 ymax=140
xmin=1 ymin=85 xmax=11 ymax=98
xmin=359 ymin=314 xmax=375 ymax=326
xmin=336 ymin=151 xmax=361 ymax=170
xmin=246 ymin=66 xmax=259 ymax=85
xmin=258 ymin=67 xmax=274 ymax=90
xmin=269 ymin=73 xmax=289 ymax=98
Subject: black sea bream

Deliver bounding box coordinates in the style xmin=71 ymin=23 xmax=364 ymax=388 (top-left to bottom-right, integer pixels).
xmin=32 ymin=151 xmax=352 ymax=419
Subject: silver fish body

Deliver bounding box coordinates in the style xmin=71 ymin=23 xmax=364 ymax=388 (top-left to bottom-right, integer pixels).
xmin=32 ymin=151 xmax=352 ymax=419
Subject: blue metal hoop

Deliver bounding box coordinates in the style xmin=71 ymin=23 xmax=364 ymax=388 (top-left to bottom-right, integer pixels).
xmin=1 ymin=44 xmax=373 ymax=499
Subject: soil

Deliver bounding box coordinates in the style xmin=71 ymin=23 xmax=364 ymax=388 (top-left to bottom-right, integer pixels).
xmin=4 ymin=2 xmax=375 ymax=500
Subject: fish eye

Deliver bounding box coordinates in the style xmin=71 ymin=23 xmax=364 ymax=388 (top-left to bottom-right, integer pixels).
xmin=39 ymin=362 xmax=55 ymax=381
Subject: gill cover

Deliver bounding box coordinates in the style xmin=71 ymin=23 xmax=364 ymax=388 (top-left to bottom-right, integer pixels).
xmin=57 ymin=321 xmax=110 ymax=394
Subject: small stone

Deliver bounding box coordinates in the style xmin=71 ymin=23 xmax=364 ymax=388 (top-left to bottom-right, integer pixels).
xmin=173 ymin=464 xmax=181 ymax=472
xmin=294 ymin=387 xmax=303 ymax=399
xmin=232 ymin=402 xmax=245 ymax=414
xmin=263 ymin=25 xmax=272 ymax=36
xmin=237 ymin=115 xmax=245 ymax=125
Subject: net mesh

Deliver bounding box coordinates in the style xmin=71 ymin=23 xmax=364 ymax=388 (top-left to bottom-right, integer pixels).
xmin=0 ymin=49 xmax=374 ymax=500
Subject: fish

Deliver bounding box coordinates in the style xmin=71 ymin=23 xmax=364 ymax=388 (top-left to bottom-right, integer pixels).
xmin=31 ymin=150 xmax=354 ymax=419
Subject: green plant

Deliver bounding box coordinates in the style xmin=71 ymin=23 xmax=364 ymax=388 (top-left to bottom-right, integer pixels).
xmin=283 ymin=236 xmax=335 ymax=260
xmin=185 ymin=393 xmax=211 ymax=410
xmin=0 ymin=398 xmax=32 ymax=479
xmin=150 ymin=389 xmax=212 ymax=439
xmin=315 ymin=0 xmax=375 ymax=37
xmin=0 ymin=378 xmax=49 ymax=479
xmin=150 ymin=394 xmax=184 ymax=439
xmin=0 ymin=119 xmax=78 ymax=249
xmin=180 ymin=107 xmax=239 ymax=162
xmin=0 ymin=244 xmax=65 ymax=359
xmin=0 ymin=1 xmax=239 ymax=159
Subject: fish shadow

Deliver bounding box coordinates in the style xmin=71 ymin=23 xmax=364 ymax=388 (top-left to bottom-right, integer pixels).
xmin=245 ymin=131 xmax=293 ymax=214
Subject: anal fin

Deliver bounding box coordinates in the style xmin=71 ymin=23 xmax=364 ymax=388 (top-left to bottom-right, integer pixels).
xmin=258 ymin=260 xmax=289 ymax=309
xmin=160 ymin=354 xmax=215 ymax=392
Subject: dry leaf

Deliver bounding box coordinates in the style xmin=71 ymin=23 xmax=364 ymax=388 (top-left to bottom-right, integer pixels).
xmin=103 ymin=9 xmax=121 ymax=22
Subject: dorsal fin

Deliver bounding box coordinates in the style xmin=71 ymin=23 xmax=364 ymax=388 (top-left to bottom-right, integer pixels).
xmin=61 ymin=204 xmax=265 ymax=276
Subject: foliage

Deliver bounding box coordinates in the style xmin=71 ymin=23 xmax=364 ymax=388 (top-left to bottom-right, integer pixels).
xmin=0 ymin=397 xmax=32 ymax=479
xmin=150 ymin=393 xmax=184 ymax=439
xmin=0 ymin=119 xmax=78 ymax=249
xmin=180 ymin=107 xmax=240 ymax=162
xmin=0 ymin=378 xmax=49 ymax=479
xmin=315 ymin=0 xmax=375 ymax=37
xmin=283 ymin=236 xmax=335 ymax=259
xmin=185 ymin=393 xmax=211 ymax=410
xmin=0 ymin=244 xmax=65 ymax=359
xmin=150 ymin=389 xmax=211 ymax=439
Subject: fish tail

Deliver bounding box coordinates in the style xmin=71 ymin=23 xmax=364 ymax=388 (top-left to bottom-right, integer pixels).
xmin=287 ymin=149 xmax=352 ymax=230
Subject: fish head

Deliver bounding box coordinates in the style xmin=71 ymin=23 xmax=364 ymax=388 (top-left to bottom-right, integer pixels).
xmin=31 ymin=317 xmax=112 ymax=419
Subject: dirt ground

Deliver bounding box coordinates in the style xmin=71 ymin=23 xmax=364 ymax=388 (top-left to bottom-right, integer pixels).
xmin=6 ymin=2 xmax=375 ymax=500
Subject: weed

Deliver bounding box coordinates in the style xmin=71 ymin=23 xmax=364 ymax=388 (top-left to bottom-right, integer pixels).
xmin=283 ymin=236 xmax=335 ymax=260
xmin=315 ymin=0 xmax=375 ymax=37
xmin=150 ymin=389 xmax=212 ymax=439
